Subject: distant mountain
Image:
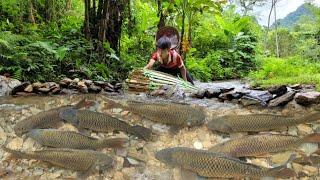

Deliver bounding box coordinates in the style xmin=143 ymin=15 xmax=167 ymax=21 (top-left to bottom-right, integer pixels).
xmin=272 ymin=3 xmax=316 ymax=28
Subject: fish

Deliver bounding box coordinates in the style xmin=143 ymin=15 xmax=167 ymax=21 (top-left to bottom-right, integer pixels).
xmin=2 ymin=147 xmax=113 ymax=173
xmin=14 ymin=99 xmax=94 ymax=137
xmin=209 ymin=133 xmax=320 ymax=157
xmin=155 ymin=147 xmax=296 ymax=179
xmin=59 ymin=109 xmax=153 ymax=141
xmin=27 ymin=129 xmax=128 ymax=149
xmin=207 ymin=112 xmax=320 ymax=133
xmin=119 ymin=101 xmax=206 ymax=127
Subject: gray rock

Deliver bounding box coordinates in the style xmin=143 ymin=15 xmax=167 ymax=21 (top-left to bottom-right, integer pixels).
xmin=192 ymin=89 xmax=206 ymax=99
xmin=290 ymin=84 xmax=302 ymax=90
xmin=50 ymin=87 xmax=61 ymax=95
xmin=268 ymin=85 xmax=287 ymax=97
xmin=114 ymin=83 xmax=122 ymax=90
xmin=220 ymin=87 xmax=235 ymax=93
xmin=218 ymin=90 xmax=245 ymax=101
xmin=152 ymin=124 xmax=170 ymax=134
xmin=88 ymin=84 xmax=102 ymax=93
xmin=205 ymin=88 xmax=221 ymax=98
xmin=239 ymin=96 xmax=261 ymax=106
xmin=244 ymin=90 xmax=273 ymax=105
xmin=24 ymin=85 xmax=33 ymax=93
xmin=83 ymin=79 xmax=93 ymax=86
xmin=10 ymin=82 xmax=30 ymax=95
xmin=38 ymin=87 xmax=50 ymax=94
xmin=32 ymin=82 xmax=43 ymax=89
xmin=0 ymin=76 xmax=21 ymax=96
xmin=295 ymin=92 xmax=320 ymax=106
xmin=269 ymin=91 xmax=296 ymax=107
xmin=59 ymin=77 xmax=72 ymax=87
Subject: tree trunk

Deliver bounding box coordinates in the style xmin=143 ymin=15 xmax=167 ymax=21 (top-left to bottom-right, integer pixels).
xmin=179 ymin=0 xmax=187 ymax=54
xmin=274 ymin=1 xmax=280 ymax=57
xmin=157 ymin=0 xmax=165 ymax=29
xmin=28 ymin=0 xmax=35 ymax=24
xmin=45 ymin=0 xmax=55 ymax=22
xmin=84 ymin=0 xmax=91 ymax=39
xmin=84 ymin=0 xmax=126 ymax=53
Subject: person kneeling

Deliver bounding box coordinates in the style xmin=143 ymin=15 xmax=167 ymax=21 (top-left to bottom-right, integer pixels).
xmin=144 ymin=36 xmax=194 ymax=85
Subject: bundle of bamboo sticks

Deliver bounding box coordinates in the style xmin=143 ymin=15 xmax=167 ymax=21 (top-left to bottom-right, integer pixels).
xmin=124 ymin=68 xmax=198 ymax=93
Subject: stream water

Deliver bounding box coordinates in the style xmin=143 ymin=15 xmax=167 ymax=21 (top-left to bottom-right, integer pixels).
xmin=0 ymin=83 xmax=319 ymax=179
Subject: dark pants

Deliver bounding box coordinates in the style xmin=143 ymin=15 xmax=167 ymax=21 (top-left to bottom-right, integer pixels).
xmin=156 ymin=66 xmax=194 ymax=85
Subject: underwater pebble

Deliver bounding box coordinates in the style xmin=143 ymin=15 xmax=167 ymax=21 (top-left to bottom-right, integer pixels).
xmin=297 ymin=124 xmax=313 ymax=136
xmin=292 ymin=163 xmax=303 ymax=173
xmin=303 ymin=165 xmax=318 ymax=176
xmin=193 ymin=141 xmax=203 ymax=149
xmin=6 ymin=138 xmax=23 ymax=150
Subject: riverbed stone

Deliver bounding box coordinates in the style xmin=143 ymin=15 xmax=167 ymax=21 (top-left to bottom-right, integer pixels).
xmin=295 ymin=92 xmax=320 ymax=106
xmin=245 ymin=90 xmax=273 ymax=104
xmin=302 ymin=165 xmax=318 ymax=176
xmin=297 ymin=124 xmax=313 ymax=136
xmin=268 ymin=85 xmax=287 ymax=97
xmin=0 ymin=76 xmax=21 ymax=96
xmin=6 ymin=138 xmax=23 ymax=150
xmin=269 ymin=91 xmax=295 ymax=107
xmin=38 ymin=87 xmax=50 ymax=94
xmin=88 ymin=84 xmax=102 ymax=93
xmin=205 ymin=88 xmax=221 ymax=98
xmin=10 ymin=82 xmax=30 ymax=95
xmin=192 ymin=89 xmax=206 ymax=99
xmin=59 ymin=78 xmax=72 ymax=87
xmin=239 ymin=96 xmax=261 ymax=106
xmin=24 ymin=85 xmax=33 ymax=93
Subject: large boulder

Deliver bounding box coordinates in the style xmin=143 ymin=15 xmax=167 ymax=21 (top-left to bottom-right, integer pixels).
xmin=295 ymin=92 xmax=320 ymax=106
xmin=268 ymin=85 xmax=287 ymax=97
xmin=0 ymin=76 xmax=21 ymax=96
xmin=269 ymin=91 xmax=296 ymax=107
xmin=10 ymin=82 xmax=30 ymax=95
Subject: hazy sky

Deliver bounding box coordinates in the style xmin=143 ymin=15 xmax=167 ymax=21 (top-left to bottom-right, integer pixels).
xmin=253 ymin=0 xmax=320 ymax=26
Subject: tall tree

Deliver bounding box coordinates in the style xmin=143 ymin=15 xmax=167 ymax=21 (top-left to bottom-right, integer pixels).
xmin=231 ymin=0 xmax=266 ymax=15
xmin=83 ymin=0 xmax=127 ymax=53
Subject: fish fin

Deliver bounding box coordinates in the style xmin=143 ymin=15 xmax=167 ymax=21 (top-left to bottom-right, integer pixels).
xmin=78 ymin=128 xmax=91 ymax=136
xmin=129 ymin=125 xmax=154 ymax=141
xmin=179 ymin=167 xmax=207 ymax=180
xmin=77 ymin=168 xmax=93 ymax=180
xmin=169 ymin=126 xmax=182 ymax=135
xmin=302 ymin=133 xmax=320 ymax=143
xmin=2 ymin=146 xmax=29 ymax=159
xmin=268 ymin=166 xmax=296 ymax=178
xmin=102 ymin=138 xmax=129 ymax=148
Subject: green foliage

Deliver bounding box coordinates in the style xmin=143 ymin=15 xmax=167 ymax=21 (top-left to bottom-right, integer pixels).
xmin=249 ymin=57 xmax=320 ymax=91
xmin=188 ymin=6 xmax=261 ymax=81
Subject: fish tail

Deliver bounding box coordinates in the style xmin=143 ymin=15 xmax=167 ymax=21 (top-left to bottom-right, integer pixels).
xmin=2 ymin=147 xmax=33 ymax=159
xmin=302 ymin=133 xmax=320 ymax=143
xmin=101 ymin=138 xmax=129 ymax=148
xmin=268 ymin=166 xmax=296 ymax=178
xmin=129 ymin=125 xmax=154 ymax=141
xmin=296 ymin=112 xmax=320 ymax=123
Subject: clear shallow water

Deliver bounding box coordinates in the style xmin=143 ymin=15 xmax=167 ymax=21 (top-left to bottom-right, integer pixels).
xmin=0 ymin=91 xmax=319 ymax=179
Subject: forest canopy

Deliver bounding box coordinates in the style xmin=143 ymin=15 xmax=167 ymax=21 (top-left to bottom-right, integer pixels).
xmin=0 ymin=0 xmax=319 ymax=89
